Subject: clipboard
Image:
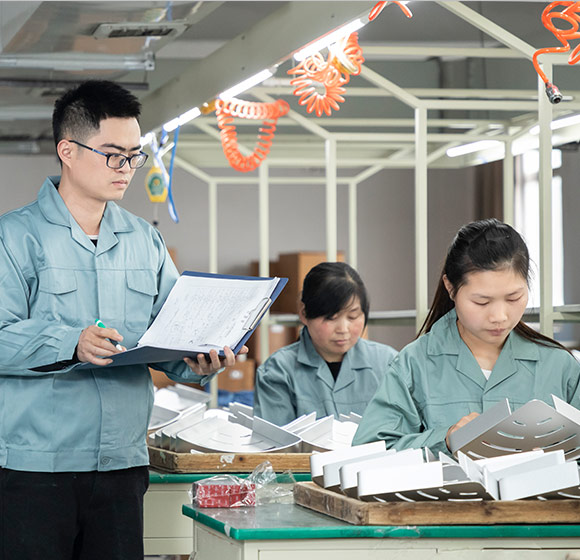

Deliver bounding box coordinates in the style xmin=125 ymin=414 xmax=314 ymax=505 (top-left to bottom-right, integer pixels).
xmin=76 ymin=271 xmax=287 ymax=370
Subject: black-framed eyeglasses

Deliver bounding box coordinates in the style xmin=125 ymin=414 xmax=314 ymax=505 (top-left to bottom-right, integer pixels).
xmin=69 ymin=140 xmax=149 ymax=169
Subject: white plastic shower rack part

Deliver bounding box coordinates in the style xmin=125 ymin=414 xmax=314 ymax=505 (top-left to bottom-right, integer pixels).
xmin=448 ymin=395 xmax=580 ymax=461
xmin=173 ymin=414 xmax=301 ymax=454
xmin=153 ymin=383 xmax=211 ymax=411
xmin=338 ymin=447 xmax=424 ymax=497
xmin=310 ymin=440 xmax=386 ymax=487
xmin=155 ymin=403 xmax=207 ymax=451
xmin=299 ymin=413 xmax=362 ymax=453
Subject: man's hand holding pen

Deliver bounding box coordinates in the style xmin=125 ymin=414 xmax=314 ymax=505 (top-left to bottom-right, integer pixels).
xmin=77 ymin=322 xmax=127 ymax=366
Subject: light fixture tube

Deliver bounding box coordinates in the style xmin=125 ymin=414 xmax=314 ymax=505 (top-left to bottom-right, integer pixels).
xmin=293 ymin=18 xmax=366 ymax=62
xmin=530 ymin=113 xmax=580 ymax=135
xmin=446 ymin=140 xmax=503 ymax=158
xmin=218 ymin=68 xmax=274 ymax=100
xmin=0 ymin=52 xmax=154 ymax=72
xmin=162 ymin=106 xmax=201 ymax=133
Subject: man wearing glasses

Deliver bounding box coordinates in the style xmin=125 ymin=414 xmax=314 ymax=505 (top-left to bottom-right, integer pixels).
xmin=0 ymin=81 xmax=237 ymax=560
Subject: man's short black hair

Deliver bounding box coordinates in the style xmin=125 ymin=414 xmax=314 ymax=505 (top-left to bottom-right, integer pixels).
xmin=52 ymin=80 xmax=142 ymax=151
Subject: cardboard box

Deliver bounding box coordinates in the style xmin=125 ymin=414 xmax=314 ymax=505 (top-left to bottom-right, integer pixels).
xmin=249 ymin=259 xmax=279 ymax=279
xmin=218 ymin=358 xmax=256 ymax=392
xmin=246 ymin=323 xmax=300 ymax=364
xmin=274 ymin=251 xmax=345 ymax=314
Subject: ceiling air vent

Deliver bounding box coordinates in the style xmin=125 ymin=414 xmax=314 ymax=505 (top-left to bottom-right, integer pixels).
xmin=93 ymin=21 xmax=188 ymax=39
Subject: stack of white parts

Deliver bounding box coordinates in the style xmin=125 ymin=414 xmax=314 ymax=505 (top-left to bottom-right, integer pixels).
xmin=148 ymin=398 xmax=302 ymax=454
xmin=173 ymin=414 xmax=301 ymax=453
xmin=148 ymin=401 xmax=365 ymax=455
xmin=310 ymin=441 xmax=387 ymax=486
xmin=313 ymin=445 xmax=580 ymax=502
xmin=149 ymin=384 xmax=211 ymax=431
xmin=458 ymin=449 xmax=580 ymax=500
xmin=312 ymin=394 xmax=580 ymax=503
xmin=298 ymin=413 xmax=362 ymax=452
xmin=235 ymin=409 xmax=364 ymax=453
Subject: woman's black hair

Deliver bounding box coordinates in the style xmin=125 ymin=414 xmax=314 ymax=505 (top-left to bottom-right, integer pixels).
xmin=301 ymin=262 xmax=370 ymax=325
xmin=418 ymin=218 xmax=569 ymax=352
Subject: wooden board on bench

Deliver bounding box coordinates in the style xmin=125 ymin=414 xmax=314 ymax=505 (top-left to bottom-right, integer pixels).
xmin=293 ymin=481 xmax=580 ymax=525
xmin=148 ymin=445 xmax=311 ymax=473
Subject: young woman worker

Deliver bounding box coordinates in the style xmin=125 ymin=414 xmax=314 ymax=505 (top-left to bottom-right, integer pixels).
xmin=254 ymin=262 xmax=398 ymax=426
xmin=354 ymin=219 xmax=580 ymax=455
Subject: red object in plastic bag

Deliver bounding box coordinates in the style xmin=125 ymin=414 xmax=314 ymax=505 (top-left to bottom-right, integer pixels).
xmin=193 ymin=479 xmax=256 ymax=508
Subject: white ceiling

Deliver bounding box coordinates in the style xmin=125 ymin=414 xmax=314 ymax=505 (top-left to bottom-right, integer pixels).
xmin=0 ymin=1 xmax=579 ymax=172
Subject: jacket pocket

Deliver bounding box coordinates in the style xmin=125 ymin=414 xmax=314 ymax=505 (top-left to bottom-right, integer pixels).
xmin=36 ymin=268 xmax=79 ymax=326
xmin=125 ymin=270 xmax=158 ymax=332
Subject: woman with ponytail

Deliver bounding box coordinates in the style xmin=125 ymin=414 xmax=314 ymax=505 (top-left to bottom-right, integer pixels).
xmin=354 ymin=219 xmax=580 ymax=455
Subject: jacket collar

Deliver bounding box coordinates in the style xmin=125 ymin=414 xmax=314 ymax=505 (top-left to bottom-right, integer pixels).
xmin=297 ymin=327 xmax=373 ymax=391
xmin=37 ymin=175 xmax=134 ymax=254
xmin=427 ymin=308 xmax=540 ymax=390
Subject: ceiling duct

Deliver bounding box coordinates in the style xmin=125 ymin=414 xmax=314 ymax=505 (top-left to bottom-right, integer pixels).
xmin=93 ymin=21 xmax=188 ymax=39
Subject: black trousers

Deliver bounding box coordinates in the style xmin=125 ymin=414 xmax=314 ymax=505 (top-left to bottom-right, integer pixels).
xmin=0 ymin=466 xmax=149 ymax=560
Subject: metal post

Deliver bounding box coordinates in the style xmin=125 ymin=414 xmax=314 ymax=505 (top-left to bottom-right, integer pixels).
xmin=503 ymin=139 xmax=514 ymax=226
xmin=538 ymin=64 xmax=554 ymax=336
xmin=259 ymin=163 xmax=270 ymax=365
xmin=208 ymin=180 xmax=218 ymax=408
xmin=348 ymin=181 xmax=358 ymax=269
xmin=325 ymin=138 xmax=338 ymax=262
xmin=415 ymin=106 xmax=429 ymax=332
xmin=208 ymin=180 xmax=218 ymax=274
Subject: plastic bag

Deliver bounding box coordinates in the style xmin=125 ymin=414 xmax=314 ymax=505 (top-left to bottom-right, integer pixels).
xmin=190 ymin=474 xmax=256 ymax=508
xmin=189 ymin=461 xmax=297 ymax=508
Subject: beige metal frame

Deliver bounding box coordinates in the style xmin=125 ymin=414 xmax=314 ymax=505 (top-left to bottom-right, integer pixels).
xmin=144 ymin=2 xmax=580 ymax=394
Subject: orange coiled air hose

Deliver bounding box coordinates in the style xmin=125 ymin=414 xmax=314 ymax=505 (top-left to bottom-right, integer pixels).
xmin=288 ymin=33 xmax=364 ymax=117
xmin=369 ymin=1 xmax=413 ymax=21
xmin=215 ymin=98 xmax=290 ymax=173
xmin=533 ymin=1 xmax=580 ymax=103
xmin=288 ymin=2 xmax=412 ymax=117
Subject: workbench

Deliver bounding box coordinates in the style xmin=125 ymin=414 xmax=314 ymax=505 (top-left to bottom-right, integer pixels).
xmin=181 ymin=501 xmax=580 ymax=560
xmin=144 ymin=471 xmax=310 ymax=556
xmin=144 ymin=472 xmax=202 ymax=556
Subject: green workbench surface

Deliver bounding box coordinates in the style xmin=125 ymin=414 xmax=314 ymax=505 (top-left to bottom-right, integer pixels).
xmin=182 ymin=502 xmax=580 ymax=541
xmin=149 ymin=471 xmax=311 ymax=484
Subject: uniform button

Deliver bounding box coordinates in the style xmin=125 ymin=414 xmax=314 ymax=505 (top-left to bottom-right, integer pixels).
xmin=100 ymin=457 xmax=111 ymax=465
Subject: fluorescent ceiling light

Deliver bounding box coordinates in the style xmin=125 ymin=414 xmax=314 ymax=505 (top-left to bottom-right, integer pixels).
xmin=530 ymin=113 xmax=580 ymax=135
xmin=218 ymin=68 xmax=274 ymax=100
xmin=293 ymin=18 xmax=366 ymax=62
xmin=0 ymin=52 xmax=154 ymax=71
xmin=162 ymin=106 xmax=201 ymax=132
xmin=446 ymin=140 xmax=503 ymax=158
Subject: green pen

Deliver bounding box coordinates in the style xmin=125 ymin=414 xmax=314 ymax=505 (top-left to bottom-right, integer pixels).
xmin=95 ymin=319 xmax=125 ymax=351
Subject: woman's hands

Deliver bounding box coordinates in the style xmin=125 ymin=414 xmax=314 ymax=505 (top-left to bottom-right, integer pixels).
xmin=445 ymin=412 xmax=480 ymax=450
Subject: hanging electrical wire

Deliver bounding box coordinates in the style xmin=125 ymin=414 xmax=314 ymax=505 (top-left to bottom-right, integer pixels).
xmin=287 ymin=1 xmax=412 ymax=117
xmin=533 ymin=1 xmax=580 ymax=103
xmin=215 ymin=98 xmax=290 ymax=172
